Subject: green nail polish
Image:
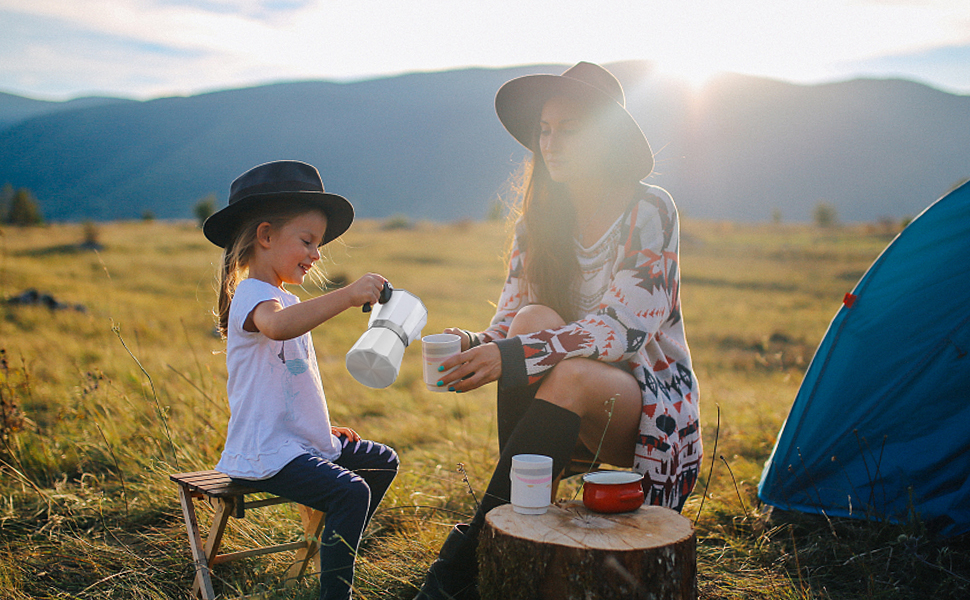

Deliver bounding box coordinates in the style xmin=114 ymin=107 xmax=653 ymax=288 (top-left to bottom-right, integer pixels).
xmin=438 ymin=365 xmax=444 ymax=372
xmin=436 ymin=380 xmax=444 ymax=387
xmin=448 ymin=387 xmax=455 ymax=392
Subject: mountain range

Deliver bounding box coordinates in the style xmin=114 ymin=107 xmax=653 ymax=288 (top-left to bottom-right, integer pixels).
xmin=1 ymin=61 xmax=968 ymax=223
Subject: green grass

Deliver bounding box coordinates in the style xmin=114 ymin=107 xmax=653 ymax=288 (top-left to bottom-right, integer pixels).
xmin=0 ymin=218 xmax=967 ymax=599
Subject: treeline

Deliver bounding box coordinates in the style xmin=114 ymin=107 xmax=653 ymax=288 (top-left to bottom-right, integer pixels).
xmin=0 ymin=184 xmax=223 ymax=227
xmin=1 ymin=184 xmax=43 ymax=226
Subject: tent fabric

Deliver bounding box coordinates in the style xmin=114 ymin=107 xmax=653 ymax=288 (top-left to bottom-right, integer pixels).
xmin=758 ymin=180 xmax=970 ymax=538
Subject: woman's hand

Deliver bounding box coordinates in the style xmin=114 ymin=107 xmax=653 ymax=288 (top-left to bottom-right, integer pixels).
xmin=435 ymin=342 xmax=502 ymax=392
xmin=332 ymin=426 xmax=361 ymax=442
xmin=443 ymin=327 xmax=471 ymax=351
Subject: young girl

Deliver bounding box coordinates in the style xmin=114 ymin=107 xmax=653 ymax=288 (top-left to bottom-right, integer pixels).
xmin=203 ymin=160 xmax=399 ymax=600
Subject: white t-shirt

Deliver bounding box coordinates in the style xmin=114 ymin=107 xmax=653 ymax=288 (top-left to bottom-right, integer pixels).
xmin=215 ymin=278 xmax=340 ymax=479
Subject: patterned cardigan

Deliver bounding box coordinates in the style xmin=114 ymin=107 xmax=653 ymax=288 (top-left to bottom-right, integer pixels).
xmin=471 ymin=184 xmax=702 ymax=510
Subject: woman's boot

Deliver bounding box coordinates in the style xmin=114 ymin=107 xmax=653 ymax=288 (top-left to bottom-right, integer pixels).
xmin=412 ymin=523 xmax=480 ymax=600
xmin=413 ymin=399 xmax=581 ymax=600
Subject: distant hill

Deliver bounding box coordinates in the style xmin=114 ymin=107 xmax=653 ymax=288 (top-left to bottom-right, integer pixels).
xmin=0 ymin=62 xmax=967 ymax=223
xmin=0 ymin=92 xmax=132 ymax=130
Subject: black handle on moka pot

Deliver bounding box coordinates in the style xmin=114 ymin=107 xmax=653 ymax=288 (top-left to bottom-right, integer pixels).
xmin=362 ymin=281 xmax=393 ymax=313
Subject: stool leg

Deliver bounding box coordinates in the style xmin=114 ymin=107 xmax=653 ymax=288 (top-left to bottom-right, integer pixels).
xmin=204 ymin=498 xmax=233 ymax=562
xmin=177 ymin=485 xmax=217 ymax=600
xmin=285 ymin=504 xmax=326 ymax=586
xmin=191 ymin=497 xmax=233 ymax=598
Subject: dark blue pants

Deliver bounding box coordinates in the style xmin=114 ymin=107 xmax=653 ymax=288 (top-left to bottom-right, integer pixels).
xmin=238 ymin=438 xmax=399 ymax=600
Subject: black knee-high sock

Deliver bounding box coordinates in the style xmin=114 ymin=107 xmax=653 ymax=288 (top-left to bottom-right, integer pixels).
xmin=473 ymin=398 xmax=582 ymax=527
xmin=496 ymin=381 xmax=540 ymax=454
xmin=412 ymin=399 xmax=582 ymax=600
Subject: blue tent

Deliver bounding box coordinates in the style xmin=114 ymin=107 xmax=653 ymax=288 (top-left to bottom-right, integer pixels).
xmin=758 ymin=180 xmax=970 ymax=538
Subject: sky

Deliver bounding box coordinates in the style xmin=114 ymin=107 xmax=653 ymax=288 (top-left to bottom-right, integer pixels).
xmin=2 ymin=0 xmax=969 ymax=101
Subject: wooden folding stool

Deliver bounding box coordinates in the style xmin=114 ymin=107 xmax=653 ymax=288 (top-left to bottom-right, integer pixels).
xmin=170 ymin=469 xmax=326 ymax=599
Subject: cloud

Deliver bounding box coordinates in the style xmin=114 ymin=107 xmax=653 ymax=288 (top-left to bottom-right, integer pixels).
xmin=150 ymin=0 xmax=315 ymax=20
xmin=841 ymin=43 xmax=970 ymax=92
xmin=0 ymin=4 xmax=222 ymax=99
xmin=1 ymin=0 xmax=969 ymax=100
xmin=0 ymin=0 xmax=293 ymax=98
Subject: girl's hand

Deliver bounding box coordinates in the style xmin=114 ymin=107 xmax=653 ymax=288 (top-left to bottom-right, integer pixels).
xmin=434 ymin=342 xmax=502 ymax=392
xmin=332 ymin=426 xmax=361 ymax=442
xmin=344 ymin=273 xmax=387 ymax=309
xmin=443 ymin=327 xmax=471 ymax=351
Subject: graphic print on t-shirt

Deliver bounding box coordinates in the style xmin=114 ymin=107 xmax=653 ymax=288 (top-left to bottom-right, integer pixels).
xmin=277 ymin=338 xmax=310 ymax=376
xmin=275 ymin=336 xmax=311 ymax=421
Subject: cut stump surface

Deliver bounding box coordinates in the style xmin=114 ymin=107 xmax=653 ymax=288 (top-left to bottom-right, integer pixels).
xmin=479 ymin=501 xmax=696 ymax=600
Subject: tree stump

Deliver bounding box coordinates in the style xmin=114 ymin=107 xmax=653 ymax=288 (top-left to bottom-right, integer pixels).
xmin=479 ymin=501 xmax=696 ymax=600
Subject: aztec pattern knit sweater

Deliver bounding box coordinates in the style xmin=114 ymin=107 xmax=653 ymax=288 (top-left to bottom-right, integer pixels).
xmin=474 ymin=184 xmax=702 ymax=510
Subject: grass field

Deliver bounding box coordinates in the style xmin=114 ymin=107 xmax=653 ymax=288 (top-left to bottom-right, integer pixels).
xmin=0 ymin=218 xmax=967 ymax=599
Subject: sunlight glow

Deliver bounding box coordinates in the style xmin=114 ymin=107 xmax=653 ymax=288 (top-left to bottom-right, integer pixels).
xmin=654 ymin=54 xmax=729 ymax=90
xmin=1 ymin=0 xmax=969 ymax=99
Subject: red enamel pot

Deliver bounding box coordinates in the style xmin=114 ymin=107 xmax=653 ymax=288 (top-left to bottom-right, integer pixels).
xmin=582 ymin=471 xmax=645 ymax=514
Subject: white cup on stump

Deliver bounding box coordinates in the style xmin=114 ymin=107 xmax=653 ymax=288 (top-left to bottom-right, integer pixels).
xmin=510 ymin=454 xmax=553 ymax=515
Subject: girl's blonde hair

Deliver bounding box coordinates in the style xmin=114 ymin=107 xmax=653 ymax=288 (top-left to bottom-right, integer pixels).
xmin=215 ymin=202 xmax=326 ymax=338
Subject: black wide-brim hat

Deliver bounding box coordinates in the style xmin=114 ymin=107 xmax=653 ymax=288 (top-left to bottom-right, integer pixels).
xmin=203 ymin=160 xmax=355 ymax=249
xmin=495 ymin=61 xmax=654 ymax=181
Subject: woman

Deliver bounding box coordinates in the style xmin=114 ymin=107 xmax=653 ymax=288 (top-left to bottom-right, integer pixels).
xmin=414 ymin=62 xmax=701 ymax=600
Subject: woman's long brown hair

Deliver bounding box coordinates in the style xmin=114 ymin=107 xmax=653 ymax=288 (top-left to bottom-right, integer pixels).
xmin=512 ymin=97 xmax=643 ymax=323
xmin=519 ymin=157 xmax=581 ymax=322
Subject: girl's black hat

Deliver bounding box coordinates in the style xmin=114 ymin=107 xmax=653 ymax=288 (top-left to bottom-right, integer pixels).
xmin=203 ymin=160 xmax=355 ymax=248
xmin=495 ymin=61 xmax=654 ymax=180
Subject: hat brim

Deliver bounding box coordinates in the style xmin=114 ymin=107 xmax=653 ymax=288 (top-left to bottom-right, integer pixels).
xmin=203 ymin=190 xmax=354 ymax=249
xmin=495 ymin=73 xmax=654 ymax=180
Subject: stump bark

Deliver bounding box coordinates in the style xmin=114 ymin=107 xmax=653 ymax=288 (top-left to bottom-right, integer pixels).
xmin=479 ymin=501 xmax=696 ymax=600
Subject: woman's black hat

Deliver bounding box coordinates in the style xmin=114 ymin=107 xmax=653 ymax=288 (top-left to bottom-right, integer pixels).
xmin=495 ymin=61 xmax=654 ymax=180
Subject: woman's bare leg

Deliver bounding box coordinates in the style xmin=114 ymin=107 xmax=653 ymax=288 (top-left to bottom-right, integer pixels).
xmin=536 ymin=358 xmax=641 ymax=467
xmin=506 ymin=304 xmax=566 ymax=338
xmin=507 ymin=305 xmax=641 ymax=468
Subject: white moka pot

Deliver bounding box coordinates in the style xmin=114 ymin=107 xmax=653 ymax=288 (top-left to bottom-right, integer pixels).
xmin=345 ymin=289 xmax=427 ymax=388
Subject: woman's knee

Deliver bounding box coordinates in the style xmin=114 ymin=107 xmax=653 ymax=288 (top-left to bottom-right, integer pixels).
xmin=538 ymin=359 xmax=638 ymax=414
xmin=508 ymin=304 xmax=565 ymax=336
xmin=542 ymin=358 xmax=596 ymax=390
xmin=536 ymin=359 xmax=596 ymax=412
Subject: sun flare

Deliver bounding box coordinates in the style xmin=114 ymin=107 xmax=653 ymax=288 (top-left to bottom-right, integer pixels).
xmin=655 ymin=58 xmax=724 ymax=89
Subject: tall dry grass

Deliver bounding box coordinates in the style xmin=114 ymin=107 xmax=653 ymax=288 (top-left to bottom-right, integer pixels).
xmin=0 ymin=218 xmax=966 ymax=599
